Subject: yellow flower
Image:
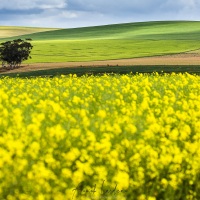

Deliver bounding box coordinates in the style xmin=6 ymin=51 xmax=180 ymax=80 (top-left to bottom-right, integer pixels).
xmin=97 ymin=110 xmax=107 ymax=118
xmin=65 ymin=148 xmax=80 ymax=162
xmin=70 ymin=128 xmax=81 ymax=138
xmin=0 ymin=73 xmax=200 ymax=199
xmin=72 ymin=96 xmax=81 ymax=104
xmin=169 ymin=174 xmax=178 ymax=189
xmin=148 ymin=197 xmax=156 ymax=200
xmin=47 ymin=124 xmax=66 ymax=141
xmin=179 ymin=124 xmax=191 ymax=140
xmin=113 ymin=170 xmax=129 ymax=189
xmin=61 ymin=168 xmax=72 ymax=179
xmin=169 ymin=128 xmax=179 ymax=141
xmin=161 ymin=178 xmax=168 ymax=188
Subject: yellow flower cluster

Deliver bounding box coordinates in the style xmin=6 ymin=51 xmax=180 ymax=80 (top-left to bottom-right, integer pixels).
xmin=0 ymin=73 xmax=200 ymax=200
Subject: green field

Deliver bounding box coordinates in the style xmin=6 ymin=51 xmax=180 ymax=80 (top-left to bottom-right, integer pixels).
xmin=0 ymin=22 xmax=200 ymax=200
xmin=1 ymin=65 xmax=200 ymax=78
xmin=1 ymin=21 xmax=200 ymax=63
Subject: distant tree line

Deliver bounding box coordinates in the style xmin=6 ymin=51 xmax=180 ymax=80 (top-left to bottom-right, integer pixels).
xmin=0 ymin=38 xmax=33 ymax=69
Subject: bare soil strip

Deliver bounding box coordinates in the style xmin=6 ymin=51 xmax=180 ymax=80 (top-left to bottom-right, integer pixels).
xmin=1 ymin=53 xmax=200 ymax=74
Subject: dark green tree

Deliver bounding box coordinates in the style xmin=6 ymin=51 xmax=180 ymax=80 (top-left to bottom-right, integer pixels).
xmin=0 ymin=38 xmax=33 ymax=69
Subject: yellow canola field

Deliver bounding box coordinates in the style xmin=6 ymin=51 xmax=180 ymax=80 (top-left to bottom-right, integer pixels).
xmin=0 ymin=73 xmax=200 ymax=200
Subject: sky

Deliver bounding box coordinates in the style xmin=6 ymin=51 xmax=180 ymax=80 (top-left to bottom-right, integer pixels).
xmin=0 ymin=0 xmax=200 ymax=28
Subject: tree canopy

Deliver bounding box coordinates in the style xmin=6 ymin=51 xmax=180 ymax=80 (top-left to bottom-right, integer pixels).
xmin=0 ymin=38 xmax=33 ymax=69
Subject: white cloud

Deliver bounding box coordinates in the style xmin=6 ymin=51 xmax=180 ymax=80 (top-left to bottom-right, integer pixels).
xmin=0 ymin=0 xmax=67 ymax=10
xmin=68 ymin=0 xmax=200 ymax=14
xmin=0 ymin=0 xmax=200 ymax=28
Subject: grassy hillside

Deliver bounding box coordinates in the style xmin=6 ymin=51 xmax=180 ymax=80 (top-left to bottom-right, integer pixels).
xmin=1 ymin=21 xmax=200 ymax=63
xmin=4 ymin=21 xmax=200 ymax=40
xmin=0 ymin=26 xmax=60 ymax=39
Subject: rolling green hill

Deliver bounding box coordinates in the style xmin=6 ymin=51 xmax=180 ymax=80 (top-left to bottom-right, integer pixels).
xmin=1 ymin=21 xmax=200 ymax=63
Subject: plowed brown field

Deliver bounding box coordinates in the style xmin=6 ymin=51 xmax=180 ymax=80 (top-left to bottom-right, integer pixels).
xmin=1 ymin=52 xmax=200 ymax=74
